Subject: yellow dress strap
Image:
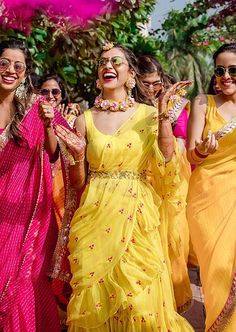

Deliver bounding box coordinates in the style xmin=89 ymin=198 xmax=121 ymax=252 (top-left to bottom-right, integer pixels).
xmin=83 ymin=110 xmax=94 ymax=141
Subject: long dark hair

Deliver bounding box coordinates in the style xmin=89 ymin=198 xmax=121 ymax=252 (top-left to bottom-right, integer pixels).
xmin=0 ymin=39 xmax=34 ymax=144
xmin=213 ymin=43 xmax=236 ymax=65
xmin=99 ymin=44 xmax=153 ymax=105
xmin=38 ymin=73 xmax=69 ymax=106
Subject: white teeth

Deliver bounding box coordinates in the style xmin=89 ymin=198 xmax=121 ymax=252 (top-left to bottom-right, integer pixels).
xmin=103 ymin=72 xmax=116 ymax=79
xmin=2 ymin=76 xmax=15 ymax=82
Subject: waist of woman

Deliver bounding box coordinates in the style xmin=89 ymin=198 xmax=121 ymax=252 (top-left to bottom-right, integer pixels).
xmin=88 ymin=170 xmax=148 ymax=182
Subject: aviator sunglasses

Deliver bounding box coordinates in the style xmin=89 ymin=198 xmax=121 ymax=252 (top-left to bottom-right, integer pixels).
xmin=0 ymin=58 xmax=26 ymax=74
xmin=40 ymin=88 xmax=61 ymax=97
xmin=97 ymin=56 xmax=128 ymax=67
xmin=214 ymin=65 xmax=236 ymax=78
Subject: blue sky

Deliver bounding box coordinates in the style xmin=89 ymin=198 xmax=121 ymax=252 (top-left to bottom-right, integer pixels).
xmin=151 ymin=0 xmax=192 ymax=29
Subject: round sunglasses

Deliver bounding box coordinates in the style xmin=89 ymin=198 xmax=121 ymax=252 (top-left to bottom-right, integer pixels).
xmin=214 ymin=66 xmax=236 ymax=77
xmin=97 ymin=56 xmax=128 ymax=67
xmin=0 ymin=58 xmax=26 ymax=74
xmin=40 ymin=88 xmax=61 ymax=97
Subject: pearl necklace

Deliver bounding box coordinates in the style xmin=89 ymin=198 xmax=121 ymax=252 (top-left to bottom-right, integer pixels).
xmin=94 ymin=94 xmax=135 ymax=112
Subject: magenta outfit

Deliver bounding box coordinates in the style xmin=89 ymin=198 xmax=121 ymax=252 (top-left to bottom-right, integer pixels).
xmin=173 ymin=107 xmax=188 ymax=140
xmin=0 ymin=100 xmax=65 ymax=331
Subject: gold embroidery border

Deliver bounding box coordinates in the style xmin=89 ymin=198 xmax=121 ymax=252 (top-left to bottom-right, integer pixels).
xmin=207 ymin=272 xmax=236 ymax=332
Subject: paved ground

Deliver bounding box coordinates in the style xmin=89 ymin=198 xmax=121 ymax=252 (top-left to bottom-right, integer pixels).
xmin=183 ymin=267 xmax=205 ymax=332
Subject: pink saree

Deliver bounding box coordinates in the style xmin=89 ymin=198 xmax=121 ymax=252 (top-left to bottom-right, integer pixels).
xmin=0 ymin=98 xmax=68 ymax=331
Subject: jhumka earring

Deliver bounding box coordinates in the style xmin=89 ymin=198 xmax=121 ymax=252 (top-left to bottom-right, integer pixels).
xmin=125 ymin=77 xmax=136 ymax=96
xmin=15 ymin=80 xmax=26 ymax=100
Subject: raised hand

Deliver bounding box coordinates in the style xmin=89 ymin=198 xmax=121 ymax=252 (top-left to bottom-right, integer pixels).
xmin=195 ymin=130 xmax=219 ymax=155
xmin=55 ymin=125 xmax=86 ymax=160
xmin=158 ymin=80 xmax=192 ymax=114
xmin=38 ymin=101 xmax=54 ymax=128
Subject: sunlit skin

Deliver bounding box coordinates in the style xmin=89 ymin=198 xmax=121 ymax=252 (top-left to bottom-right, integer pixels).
xmin=187 ymin=51 xmax=236 ymax=164
xmin=0 ymin=49 xmax=26 ymax=129
xmin=40 ymin=79 xmax=62 ymax=108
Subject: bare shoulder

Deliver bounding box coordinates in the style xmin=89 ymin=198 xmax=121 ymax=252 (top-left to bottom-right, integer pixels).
xmin=74 ymin=113 xmax=86 ymax=137
xmin=191 ymin=94 xmax=208 ymax=115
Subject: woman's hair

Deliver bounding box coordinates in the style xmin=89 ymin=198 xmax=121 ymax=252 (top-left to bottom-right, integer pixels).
xmin=100 ymin=45 xmax=153 ymax=105
xmin=207 ymin=75 xmax=217 ymax=94
xmin=137 ymin=54 xmax=176 ymax=96
xmin=0 ymin=39 xmax=34 ymax=144
xmin=38 ymin=73 xmax=69 ymax=106
xmin=137 ymin=55 xmax=164 ymax=79
xmin=213 ymin=43 xmax=236 ymax=65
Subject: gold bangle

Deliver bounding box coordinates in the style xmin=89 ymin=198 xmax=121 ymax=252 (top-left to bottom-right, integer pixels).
xmin=70 ymin=157 xmax=85 ymax=166
xmin=74 ymin=157 xmax=85 ymax=163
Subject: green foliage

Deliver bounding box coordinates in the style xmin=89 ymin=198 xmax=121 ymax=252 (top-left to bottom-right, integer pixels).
xmin=0 ymin=0 xmax=157 ymax=104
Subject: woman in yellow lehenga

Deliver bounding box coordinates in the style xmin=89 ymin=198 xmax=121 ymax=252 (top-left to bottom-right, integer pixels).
xmin=54 ymin=43 xmax=194 ymax=331
xmin=187 ymin=43 xmax=236 ymax=331
xmin=137 ymin=55 xmax=192 ymax=313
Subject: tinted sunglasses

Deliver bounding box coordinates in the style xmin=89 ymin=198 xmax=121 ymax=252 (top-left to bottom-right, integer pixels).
xmin=214 ymin=66 xmax=236 ymax=77
xmin=143 ymin=81 xmax=163 ymax=89
xmin=0 ymin=58 xmax=26 ymax=74
xmin=40 ymin=88 xmax=61 ymax=97
xmin=97 ymin=56 xmax=127 ymax=67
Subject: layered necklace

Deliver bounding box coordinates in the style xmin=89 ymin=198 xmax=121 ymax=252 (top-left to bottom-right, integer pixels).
xmin=94 ymin=94 xmax=135 ymax=112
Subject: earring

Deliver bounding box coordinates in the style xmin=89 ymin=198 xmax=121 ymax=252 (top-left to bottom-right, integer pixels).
xmin=96 ymin=79 xmax=102 ymax=90
xmin=15 ymin=80 xmax=26 ymax=100
xmin=125 ymin=77 xmax=136 ymax=96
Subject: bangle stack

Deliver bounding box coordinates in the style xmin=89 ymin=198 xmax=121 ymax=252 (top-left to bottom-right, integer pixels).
xmin=194 ymin=147 xmax=208 ymax=158
xmin=191 ymin=147 xmax=208 ymax=164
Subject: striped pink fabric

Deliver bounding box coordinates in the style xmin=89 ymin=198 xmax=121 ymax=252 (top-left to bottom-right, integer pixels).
xmin=0 ymin=100 xmax=66 ymax=331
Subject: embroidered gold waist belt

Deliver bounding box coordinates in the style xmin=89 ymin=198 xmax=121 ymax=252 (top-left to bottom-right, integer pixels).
xmin=88 ymin=170 xmax=147 ymax=181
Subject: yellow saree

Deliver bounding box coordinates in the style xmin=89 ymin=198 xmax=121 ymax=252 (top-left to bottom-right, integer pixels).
xmin=67 ymin=104 xmax=194 ymax=331
xmin=187 ymin=95 xmax=236 ymax=331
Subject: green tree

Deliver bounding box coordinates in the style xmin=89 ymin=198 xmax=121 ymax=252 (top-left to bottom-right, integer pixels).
xmin=0 ymin=0 xmax=158 ymax=104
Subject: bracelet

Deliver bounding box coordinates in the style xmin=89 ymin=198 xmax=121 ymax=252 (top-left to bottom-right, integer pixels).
xmin=70 ymin=156 xmax=85 ymax=166
xmin=74 ymin=157 xmax=85 ymax=163
xmin=158 ymin=112 xmax=170 ymax=121
xmin=194 ymin=147 xmax=208 ymax=158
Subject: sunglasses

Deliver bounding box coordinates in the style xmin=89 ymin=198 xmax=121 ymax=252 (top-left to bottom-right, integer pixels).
xmin=97 ymin=56 xmax=127 ymax=67
xmin=214 ymin=66 xmax=236 ymax=77
xmin=143 ymin=81 xmax=163 ymax=89
xmin=0 ymin=58 xmax=26 ymax=74
xmin=40 ymin=88 xmax=61 ymax=97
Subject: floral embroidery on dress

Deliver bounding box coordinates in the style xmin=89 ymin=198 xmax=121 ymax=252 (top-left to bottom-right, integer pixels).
xmin=107 ymin=256 xmax=113 ymax=262
xmin=105 ymin=227 xmax=111 ymax=233
xmin=89 ymin=244 xmax=95 ymax=250
xmin=95 ymin=302 xmax=102 ymax=309
xmin=126 ymin=143 xmax=132 ymax=148
xmin=109 ymin=294 xmax=116 ymax=300
xmin=119 ymin=208 xmax=125 ymax=214
xmin=89 ymin=272 xmax=95 ymax=277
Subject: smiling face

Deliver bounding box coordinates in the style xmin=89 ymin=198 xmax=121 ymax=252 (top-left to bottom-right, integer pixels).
xmin=215 ymin=51 xmax=236 ymax=96
xmin=0 ymin=48 xmax=27 ymax=94
xmin=40 ymin=79 xmax=62 ymax=107
xmin=97 ymin=47 xmax=132 ymax=97
xmin=140 ymin=72 xmax=163 ymax=98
